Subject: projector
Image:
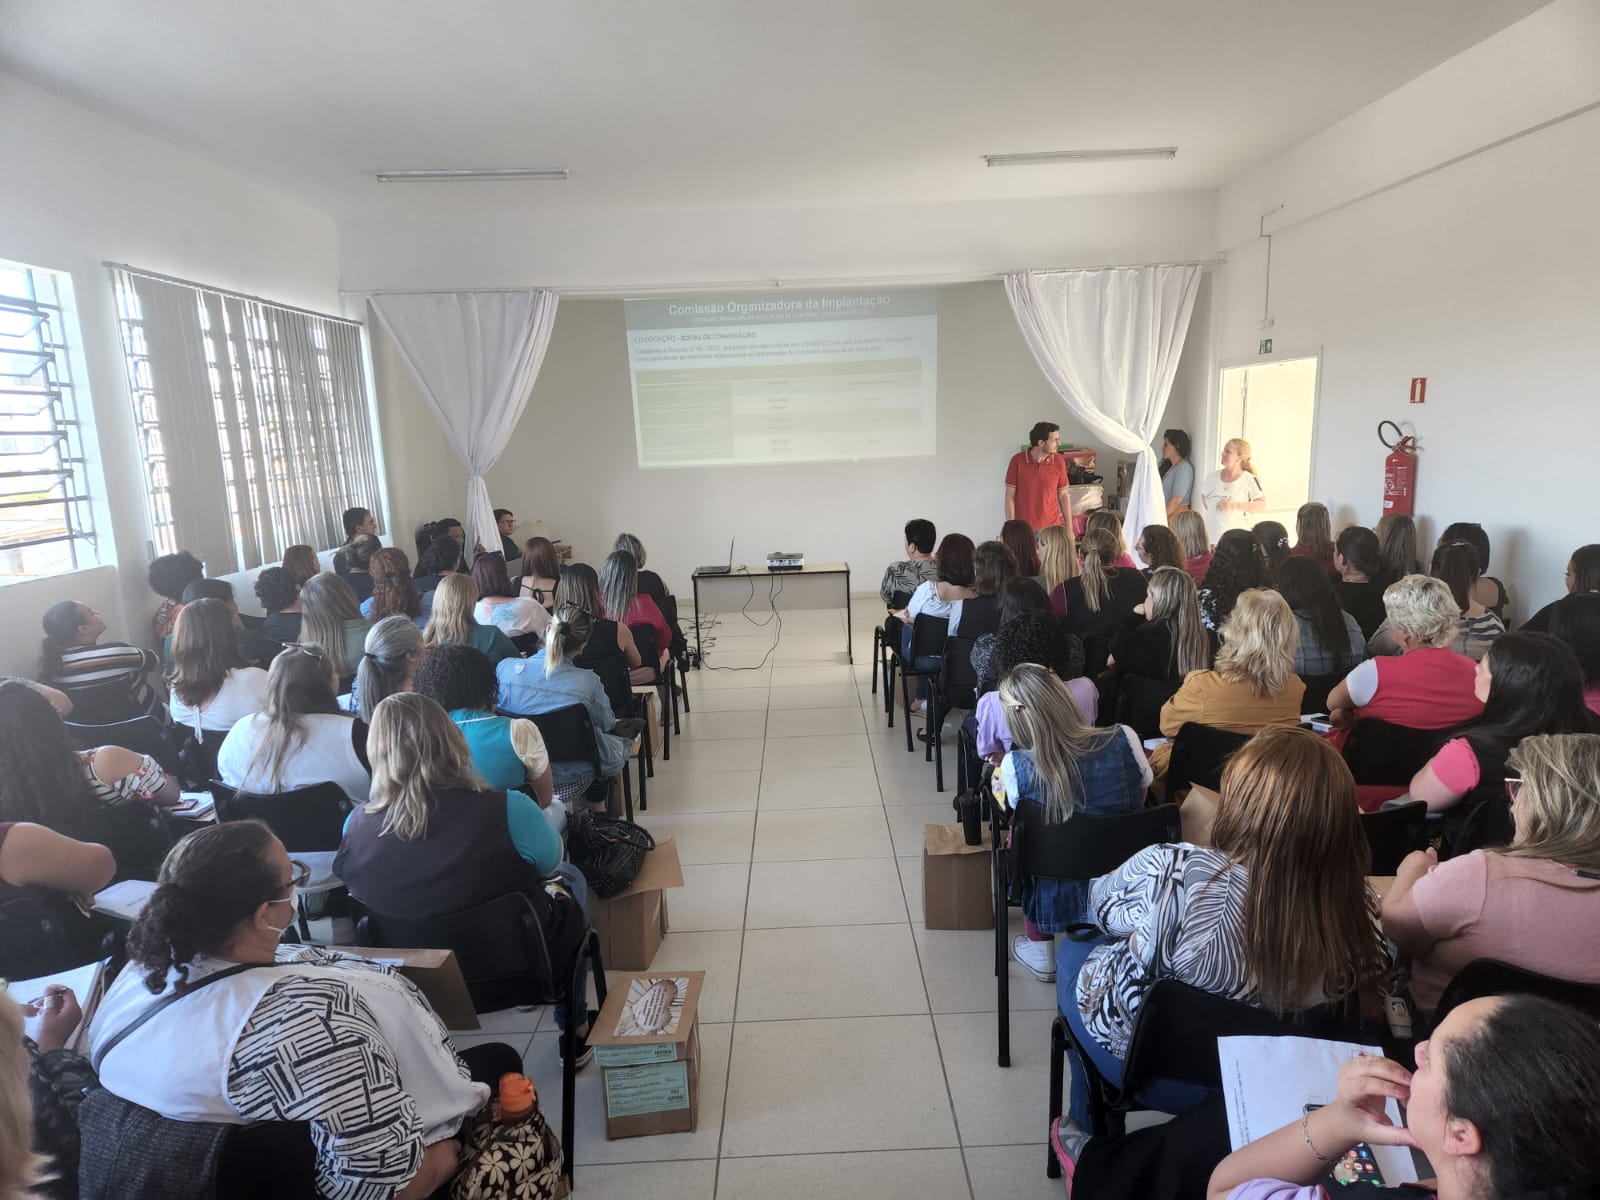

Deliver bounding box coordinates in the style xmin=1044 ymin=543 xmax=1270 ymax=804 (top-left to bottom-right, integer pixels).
xmin=766 ymin=551 xmax=805 ymax=571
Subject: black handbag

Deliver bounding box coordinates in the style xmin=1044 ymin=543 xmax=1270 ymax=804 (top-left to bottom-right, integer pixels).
xmin=566 ymin=811 xmax=654 ymax=898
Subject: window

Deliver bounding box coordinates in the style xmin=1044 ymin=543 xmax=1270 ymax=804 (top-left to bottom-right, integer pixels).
xmin=112 ymin=267 xmax=384 ymax=574
xmin=0 ymin=259 xmax=99 ymax=584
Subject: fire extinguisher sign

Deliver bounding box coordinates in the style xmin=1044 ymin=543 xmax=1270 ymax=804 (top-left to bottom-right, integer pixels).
xmin=1410 ymin=377 xmax=1427 ymax=404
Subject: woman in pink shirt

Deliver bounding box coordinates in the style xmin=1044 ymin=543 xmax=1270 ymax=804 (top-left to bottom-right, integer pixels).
xmin=1385 ymin=732 xmax=1600 ymax=1017
xmin=601 ymin=549 xmax=672 ymax=682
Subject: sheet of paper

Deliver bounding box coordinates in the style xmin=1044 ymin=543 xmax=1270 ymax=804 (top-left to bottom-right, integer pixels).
xmin=91 ymin=878 xmax=158 ymax=921
xmin=15 ymin=960 xmax=106 ymax=1052
xmin=1219 ymin=1035 xmax=1417 ymax=1185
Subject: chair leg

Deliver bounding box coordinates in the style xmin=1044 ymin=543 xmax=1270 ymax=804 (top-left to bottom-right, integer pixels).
xmin=677 ymin=660 xmax=691 ymax=713
xmin=924 ymin=696 xmax=936 ymax=764
xmin=871 ymin=629 xmax=881 ymax=694
xmin=885 ymin=658 xmax=896 ymax=727
xmin=932 ymin=703 xmax=944 ymax=790
xmin=622 ymin=770 xmax=634 ymax=823
xmin=901 ymin=669 xmax=915 ymax=752
xmin=1047 ymin=1017 xmax=1067 ymax=1178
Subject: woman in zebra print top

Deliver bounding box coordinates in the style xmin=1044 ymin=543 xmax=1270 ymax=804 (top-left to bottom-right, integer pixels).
xmin=1055 ymin=726 xmax=1387 ymax=1132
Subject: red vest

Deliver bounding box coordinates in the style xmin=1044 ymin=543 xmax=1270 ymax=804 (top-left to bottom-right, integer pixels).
xmin=1365 ymin=648 xmax=1483 ymax=729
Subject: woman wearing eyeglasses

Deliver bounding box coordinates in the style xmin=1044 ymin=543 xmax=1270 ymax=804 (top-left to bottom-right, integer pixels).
xmin=88 ymin=820 xmax=515 ymax=1200
xmin=1382 ymin=732 xmax=1600 ymax=1022
xmin=215 ymin=643 xmax=371 ymax=805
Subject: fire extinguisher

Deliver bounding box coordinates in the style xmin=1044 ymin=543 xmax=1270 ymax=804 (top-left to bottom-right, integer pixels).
xmin=1379 ymin=420 xmax=1418 ymax=516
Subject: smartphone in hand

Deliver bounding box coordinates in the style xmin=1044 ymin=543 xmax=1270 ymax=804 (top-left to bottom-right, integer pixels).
xmin=1304 ymin=1103 xmax=1386 ymax=1187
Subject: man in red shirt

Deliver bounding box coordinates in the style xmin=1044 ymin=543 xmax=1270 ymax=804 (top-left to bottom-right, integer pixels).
xmin=1004 ymin=421 xmax=1071 ymax=531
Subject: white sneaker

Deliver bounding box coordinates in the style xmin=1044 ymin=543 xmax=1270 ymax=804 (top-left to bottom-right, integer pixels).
xmin=1011 ymin=934 xmax=1056 ymax=983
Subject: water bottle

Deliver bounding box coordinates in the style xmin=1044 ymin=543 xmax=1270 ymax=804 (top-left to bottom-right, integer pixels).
xmin=959 ymin=793 xmax=982 ymax=846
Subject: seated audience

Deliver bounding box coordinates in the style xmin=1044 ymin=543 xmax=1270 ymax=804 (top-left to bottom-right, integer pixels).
xmin=362 ymin=546 xmax=426 ymax=628
xmin=1 ymin=815 xmax=116 ymax=899
xmin=601 ymin=549 xmax=673 ymax=680
xmin=999 ymin=518 xmax=1041 ymax=582
xmin=414 ymin=517 xmax=465 ymax=561
xmin=957 ymin=541 xmax=1017 ymax=640
xmin=171 ymin=578 xmax=277 ymax=668
xmin=970 ymin=577 xmax=1060 ymax=694
xmin=281 ymin=544 xmax=319 ymax=586
xmin=1430 ymin=540 xmax=1505 ymax=660
xmin=994 ymin=664 xmax=1151 ymax=984
xmin=517 ymin=535 xmax=563 ymax=610
xmin=973 ymin=611 xmax=1091 ymax=760
xmin=353 ymin=615 xmax=423 ymax=722
xmin=1326 ymin=575 xmax=1482 ymax=731
xmin=493 ymin=507 xmax=519 ymax=563
xmin=1055 ymin=529 xmax=1149 ymax=675
xmin=253 ymin=566 xmax=302 ymax=646
xmin=147 ymin=550 xmax=204 ymax=641
xmin=92 ymin=819 xmax=508 ymax=1200
xmin=300 ymin=572 xmax=370 ymax=685
xmin=331 ymin=505 xmax=377 ymax=576
xmin=1135 ymin=524 xmax=1185 ymax=573
xmin=1197 ymin=529 xmax=1272 ymax=632
xmin=612 ymin=532 xmax=674 ymax=617
xmin=1203 ymin=994 xmax=1600 ymax=1200
xmin=38 ymin=600 xmax=162 ymax=724
xmin=497 ymin=604 xmax=631 ymax=804
xmin=1548 ymin=592 xmax=1600 ymax=715
xmin=1 ymin=989 xmax=50 ymax=1200
xmin=1439 ymin=520 xmax=1508 ymax=618
xmin=1385 ymin=731 xmax=1600 ymax=1018
xmin=1172 ymin=510 xmax=1212 ymax=585
xmin=1275 ymin=555 xmax=1365 ymax=680
xmin=1289 ymin=501 xmax=1336 ymax=575
xmin=216 ymin=643 xmax=371 ymax=805
xmin=1108 ymin=565 xmax=1211 ymax=684
xmin=0 ymin=675 xmax=71 ymax=717
xmin=413 ymin=532 xmax=465 ymax=601
xmin=896 ymin=534 xmax=977 ymax=711
xmin=1151 ymin=588 xmax=1305 ymax=778
xmin=412 ymin=644 xmax=556 ymax=812
xmin=562 ymin=562 xmax=644 ymax=712
xmin=1376 ymin=510 xmax=1421 ymax=580
xmin=1251 ymin=520 xmax=1291 ymax=572
xmin=1057 ymin=727 xmax=1385 ymax=1136
xmin=1522 ymin=542 xmax=1600 ymax=632
xmin=422 ymin=574 xmax=518 ymax=666
xmin=167 ymin=598 xmax=270 ymax=739
xmin=339 ymin=532 xmax=381 ymax=605
xmin=1406 ymin=632 xmax=1591 ymax=815
xmin=1037 ymin=524 xmax=1078 ymax=597
xmin=471 ymin=551 xmax=549 ymax=643
xmin=1332 ymin=525 xmax=1392 ymax=640
xmin=1085 ymin=510 xmax=1136 ymax=569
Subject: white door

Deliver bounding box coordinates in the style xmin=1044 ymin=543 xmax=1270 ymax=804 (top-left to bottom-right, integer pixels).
xmin=1216 ymin=355 xmax=1320 ymax=533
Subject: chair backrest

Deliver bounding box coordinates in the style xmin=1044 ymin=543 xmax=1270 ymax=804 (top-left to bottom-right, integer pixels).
xmin=64 ymin=716 xmax=183 ymax=775
xmin=0 ymin=894 xmax=104 ymax=979
xmin=212 ymin=781 xmax=352 ymax=852
xmin=1120 ymin=979 xmax=1361 ymax=1094
xmin=1439 ymin=795 xmax=1515 ymax=861
xmin=1015 ymin=803 xmax=1182 ymax=883
xmin=1298 ymin=672 xmax=1344 ymax=716
xmin=1166 ymin=723 xmax=1251 ymax=796
xmin=908 ymin=613 xmax=950 ymax=660
xmin=936 ymin=636 xmax=979 ymax=709
xmin=1113 ymin=675 xmax=1182 ymax=741
xmin=579 ymin=650 xmax=633 ymax=715
xmin=630 ymin=623 xmax=661 ymax=676
xmin=351 ymin=891 xmax=557 ymax=1013
xmin=515 ymin=704 xmax=604 ymax=775
xmin=656 ymin=592 xmax=687 ymax=657
xmin=1433 ymin=958 xmax=1600 ymax=1027
xmin=887 ymin=589 xmax=914 ymax=612
xmin=1360 ymin=801 xmax=1431 ymax=874
xmin=1341 ymin=718 xmax=1452 ymax=787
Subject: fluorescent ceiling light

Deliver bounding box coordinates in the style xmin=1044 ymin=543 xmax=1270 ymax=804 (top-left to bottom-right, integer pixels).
xmin=374 ymin=168 xmax=569 ymax=183
xmin=983 ymin=147 xmax=1177 ymax=167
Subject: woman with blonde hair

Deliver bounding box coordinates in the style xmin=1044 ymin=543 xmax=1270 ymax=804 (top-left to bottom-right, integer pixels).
xmin=0 ymin=989 xmax=47 ymax=1200
xmin=993 ymin=663 xmax=1151 ymax=983
xmin=1172 ymin=510 xmax=1212 ymax=584
xmin=1053 ymin=726 xmax=1386 ymax=1148
xmin=1108 ymin=565 xmax=1212 ymax=686
xmin=1084 ymin=510 xmax=1135 ymax=569
xmin=1038 ymin=524 xmax=1079 ymax=596
xmin=421 ymin=574 xmax=518 ymax=666
xmin=280 ymin=544 xmax=320 ymax=585
xmin=1326 ymin=574 xmax=1481 ymax=732
xmin=1150 ymin=588 xmax=1304 ymax=778
xmin=1054 ymin=527 xmax=1149 ymax=675
xmin=298 ymin=573 xmax=370 ymax=684
xmin=1197 ymin=437 xmax=1266 ymax=542
xmin=1383 ymin=731 xmax=1600 ymax=1017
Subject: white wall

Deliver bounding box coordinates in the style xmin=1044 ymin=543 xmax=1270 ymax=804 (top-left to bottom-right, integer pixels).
xmin=1210 ymin=0 xmax=1600 ymax=622
xmin=0 ymin=71 xmax=342 ymax=674
xmin=370 ymin=279 xmax=1215 ymax=596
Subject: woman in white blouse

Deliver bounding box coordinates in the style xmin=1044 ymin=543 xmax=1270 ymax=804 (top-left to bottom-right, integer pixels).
xmin=166 ymin=598 xmax=269 ymax=738
xmin=1197 ymin=438 xmax=1266 ymax=543
xmin=216 ymin=643 xmax=371 ymax=805
xmin=892 ymin=533 xmax=977 ymax=714
xmin=470 ymin=552 xmax=549 ymax=643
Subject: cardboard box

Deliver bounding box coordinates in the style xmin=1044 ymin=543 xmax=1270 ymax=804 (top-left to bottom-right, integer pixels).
xmin=923 ymin=823 xmax=994 ymax=931
xmin=336 ymin=946 xmax=480 ymax=1030
xmin=590 ymin=838 xmax=685 ymax=970
xmin=589 ymin=971 xmax=704 ymax=1139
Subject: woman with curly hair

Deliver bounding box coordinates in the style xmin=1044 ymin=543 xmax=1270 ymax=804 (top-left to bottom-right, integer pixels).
xmin=253 ymin=566 xmax=302 ymax=646
xmin=147 ymin=550 xmax=204 ymax=641
xmin=1197 ymin=529 xmax=1273 ymax=632
xmin=361 ymin=546 xmax=425 ymax=628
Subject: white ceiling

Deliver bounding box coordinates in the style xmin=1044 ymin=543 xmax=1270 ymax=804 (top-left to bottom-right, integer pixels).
xmin=0 ymin=0 xmax=1549 ymax=222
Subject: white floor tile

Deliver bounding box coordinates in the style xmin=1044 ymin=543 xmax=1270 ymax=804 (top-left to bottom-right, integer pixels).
xmin=638 ymin=811 xmax=756 ymax=864
xmin=964 ymin=1145 xmax=1066 ymax=1200
xmin=744 ymin=858 xmax=908 ymax=928
xmin=935 ymin=1008 xmax=1058 ymax=1147
xmin=751 ymin=806 xmax=894 ymax=861
xmin=914 ymin=922 xmax=1058 ymax=1016
xmin=682 ymin=687 xmax=771 ymax=712
xmin=664 ymin=737 xmax=766 ymax=773
xmin=687 ymin=666 xmax=772 ymax=689
xmin=451 ymin=1004 xmax=545 ymax=1037
xmin=568 ymin=1159 xmax=718 ymax=1200
xmin=768 ymin=664 xmax=858 ymax=688
xmin=885 ymin=802 xmax=960 ymax=855
xmin=669 ymin=863 xmax=751 ymax=931
xmin=634 ymin=929 xmax=744 ymax=1023
xmin=642 ymin=769 xmax=761 ymax=813
xmin=758 ymin=765 xmax=883 ymax=810
xmin=715 ymin=1149 xmax=970 ymax=1199
xmin=677 ymin=708 xmax=769 ymax=741
xmin=767 ymin=683 xmax=862 ymax=710
xmin=898 ymin=855 xmax=924 ymax=923
xmin=735 ymin=923 xmax=928 ymax=1021
xmin=763 ymin=706 xmax=866 ymax=737
xmin=759 ymin=734 xmax=872 ymax=770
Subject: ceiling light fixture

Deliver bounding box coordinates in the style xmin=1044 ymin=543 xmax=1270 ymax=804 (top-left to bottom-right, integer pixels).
xmin=373 ymin=168 xmax=569 ymax=183
xmin=983 ymin=147 xmax=1177 ymax=167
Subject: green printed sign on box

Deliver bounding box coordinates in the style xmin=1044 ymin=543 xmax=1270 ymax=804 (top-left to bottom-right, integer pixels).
xmin=603 ymin=1061 xmax=691 ymax=1118
xmin=594 ymin=1042 xmax=682 ymax=1068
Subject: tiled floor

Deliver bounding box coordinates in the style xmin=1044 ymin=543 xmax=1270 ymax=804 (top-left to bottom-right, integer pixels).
xmin=454 ymin=603 xmax=1065 ymax=1199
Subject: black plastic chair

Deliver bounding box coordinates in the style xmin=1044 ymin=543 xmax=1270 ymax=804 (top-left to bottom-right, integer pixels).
xmin=351 ymin=891 xmax=607 ymax=1187
xmin=1299 ymin=671 xmax=1344 ymax=715
xmin=1341 ymin=718 xmax=1452 ymax=786
xmin=1361 ymin=800 xmax=1430 ymax=873
xmin=512 ymin=703 xmax=634 ymax=822
xmin=583 ymin=654 xmax=654 ymax=806
xmin=1048 ymin=980 xmax=1363 ymax=1172
xmin=1111 ymin=675 xmax=1181 ymax=741
xmin=0 ymin=893 xmax=105 ymax=979
xmin=876 ymin=588 xmax=914 ymax=719
xmin=64 ymin=715 xmax=183 ymax=775
xmin=995 ymin=803 xmax=1182 ymax=1068
xmin=1433 ymin=958 xmax=1600 ymax=1026
xmin=1164 ymin=723 xmax=1251 ymax=797
xmin=893 ymin=614 xmax=949 ymax=752
xmin=927 ymin=635 xmax=978 ymax=791
xmin=210 ymin=780 xmax=352 ymax=851
xmin=630 ymin=621 xmax=674 ymax=764
xmin=656 ymin=592 xmax=692 ymax=716
xmin=1439 ymin=794 xmax=1515 ymax=860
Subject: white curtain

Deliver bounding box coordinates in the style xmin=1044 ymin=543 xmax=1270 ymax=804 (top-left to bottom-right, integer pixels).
xmin=369 ymin=291 xmax=559 ymax=554
xmin=1004 ymin=266 xmax=1202 ymax=559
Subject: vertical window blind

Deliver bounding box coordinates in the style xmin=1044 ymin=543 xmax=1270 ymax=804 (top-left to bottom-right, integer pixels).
xmin=111 ymin=267 xmax=383 ymax=573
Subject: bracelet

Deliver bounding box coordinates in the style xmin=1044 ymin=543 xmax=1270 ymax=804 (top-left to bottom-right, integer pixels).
xmin=1302 ymin=1112 xmax=1333 ymax=1163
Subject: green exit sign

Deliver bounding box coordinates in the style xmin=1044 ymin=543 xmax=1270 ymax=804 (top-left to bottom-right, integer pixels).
xmin=1258 ymin=338 xmax=1273 ymax=355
